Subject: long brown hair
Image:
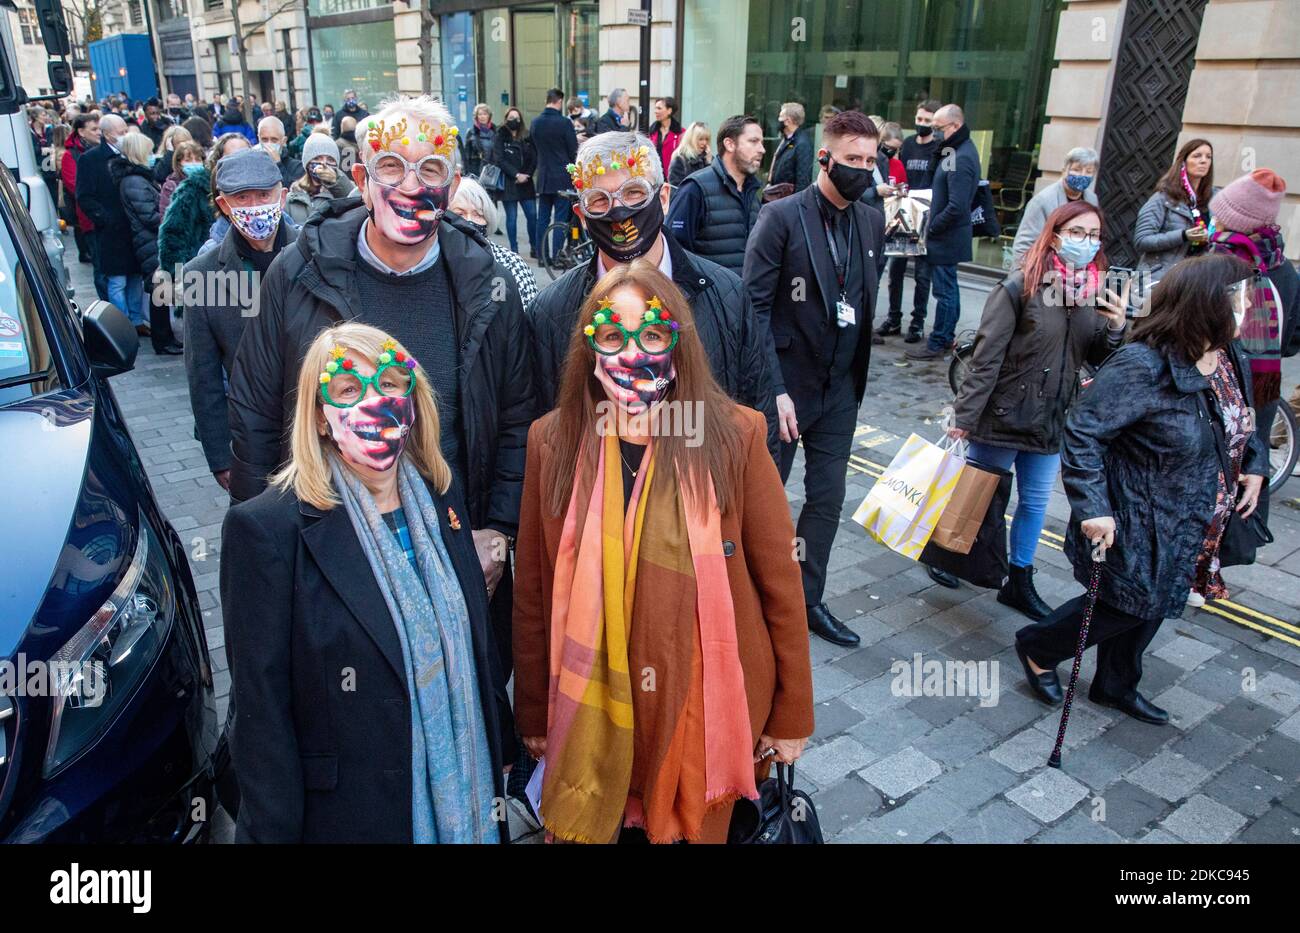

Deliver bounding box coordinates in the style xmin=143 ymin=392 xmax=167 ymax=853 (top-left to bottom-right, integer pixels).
xmin=1022 ymin=200 xmax=1109 ymax=289
xmin=543 ymin=261 xmax=746 ymax=517
xmin=1155 ymin=138 xmax=1213 ymax=208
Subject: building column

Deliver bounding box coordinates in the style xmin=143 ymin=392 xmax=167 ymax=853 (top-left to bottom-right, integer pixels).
xmin=1180 ymin=0 xmax=1300 ymax=259
xmin=394 ymin=3 xmax=439 ymax=98
xmin=598 ymin=0 xmax=676 ymax=120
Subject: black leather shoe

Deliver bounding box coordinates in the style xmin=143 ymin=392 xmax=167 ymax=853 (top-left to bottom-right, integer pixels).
xmin=155 ymin=342 xmax=184 ymax=356
xmin=1090 ymin=690 xmax=1169 ymax=725
xmin=926 ymin=564 xmax=960 ymax=588
xmin=872 ymin=333 xmax=886 ymax=345
xmin=903 ymin=330 xmax=923 ymax=344
xmin=1016 ymin=640 xmax=1063 ymax=705
xmin=875 ymin=321 xmax=901 ymax=337
xmin=998 ymin=564 xmax=1054 ymax=621
xmin=808 ymin=603 xmax=860 ymax=647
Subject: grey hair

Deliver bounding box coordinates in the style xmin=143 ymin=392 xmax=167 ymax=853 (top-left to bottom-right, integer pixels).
xmin=451 ymin=176 xmax=500 ymax=235
xmin=607 ymin=88 xmax=627 ymax=108
xmin=1064 ymin=147 xmax=1099 ymax=171
xmin=371 ymin=94 xmax=455 ymax=135
xmin=576 ymin=131 xmax=663 ymax=186
xmin=257 ymin=115 xmax=285 ymax=137
xmin=99 ymin=113 xmax=127 ymax=140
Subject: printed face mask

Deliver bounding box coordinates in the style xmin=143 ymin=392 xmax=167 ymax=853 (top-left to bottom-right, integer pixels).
xmin=366 ymin=176 xmax=449 ymax=245
xmin=594 ymin=350 xmax=675 ymax=413
xmin=229 ymin=201 xmax=282 ymax=241
xmin=582 ymin=193 xmax=664 ymax=261
xmin=1066 ymin=173 xmax=1093 ymax=193
xmin=323 ymin=392 xmax=415 ymax=473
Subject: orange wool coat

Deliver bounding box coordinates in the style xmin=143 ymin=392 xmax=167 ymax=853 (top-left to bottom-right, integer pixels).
xmin=512 ymin=405 xmax=815 ymax=754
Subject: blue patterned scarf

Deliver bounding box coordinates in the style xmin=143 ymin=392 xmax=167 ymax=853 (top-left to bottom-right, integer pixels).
xmin=331 ymin=457 xmax=497 ymax=843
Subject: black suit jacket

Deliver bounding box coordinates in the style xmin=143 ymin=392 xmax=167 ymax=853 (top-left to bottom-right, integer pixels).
xmin=529 ymin=108 xmax=578 ymax=195
xmin=743 ymin=183 xmax=885 ymax=412
xmin=74 ymin=141 xmax=139 ymax=275
xmin=220 ymin=482 xmax=515 ymax=843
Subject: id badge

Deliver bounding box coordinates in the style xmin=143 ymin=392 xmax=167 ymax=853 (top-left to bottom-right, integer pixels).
xmin=836 ymin=298 xmax=856 ymax=329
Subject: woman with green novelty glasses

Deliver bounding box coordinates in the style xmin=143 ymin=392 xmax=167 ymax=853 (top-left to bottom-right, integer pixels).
xmin=220 ymin=321 xmax=514 ymax=843
xmin=513 ymin=260 xmax=813 ymax=844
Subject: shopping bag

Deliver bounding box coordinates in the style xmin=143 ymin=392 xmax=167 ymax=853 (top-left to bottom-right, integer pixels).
xmin=928 ymin=459 xmax=1002 ymax=555
xmin=853 ymin=433 xmax=964 ymax=559
xmin=919 ymin=462 xmax=1012 ymax=587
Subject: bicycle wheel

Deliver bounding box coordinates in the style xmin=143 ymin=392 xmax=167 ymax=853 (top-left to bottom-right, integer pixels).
xmin=1269 ymin=402 xmax=1299 ymax=494
xmin=539 ymin=221 xmax=572 ymax=281
xmin=948 ymin=342 xmax=975 ymax=395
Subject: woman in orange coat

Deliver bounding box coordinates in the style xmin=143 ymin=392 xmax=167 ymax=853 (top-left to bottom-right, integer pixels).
xmin=513 ymin=259 xmax=814 ymax=844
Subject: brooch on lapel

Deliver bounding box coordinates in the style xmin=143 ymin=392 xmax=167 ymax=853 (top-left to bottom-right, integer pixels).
xmin=447 ymin=507 xmax=462 ymax=530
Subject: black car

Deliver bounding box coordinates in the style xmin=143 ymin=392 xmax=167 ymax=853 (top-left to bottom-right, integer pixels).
xmin=0 ymin=163 xmax=220 ymax=842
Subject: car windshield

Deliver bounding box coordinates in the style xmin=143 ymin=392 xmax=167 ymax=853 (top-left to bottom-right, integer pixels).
xmin=0 ymin=217 xmax=60 ymax=406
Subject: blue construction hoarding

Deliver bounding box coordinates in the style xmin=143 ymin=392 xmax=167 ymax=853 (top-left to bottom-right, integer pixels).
xmin=88 ymin=34 xmax=158 ymax=102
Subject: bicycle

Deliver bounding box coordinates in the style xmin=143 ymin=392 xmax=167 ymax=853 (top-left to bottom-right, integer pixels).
xmin=539 ymin=190 xmax=595 ymax=281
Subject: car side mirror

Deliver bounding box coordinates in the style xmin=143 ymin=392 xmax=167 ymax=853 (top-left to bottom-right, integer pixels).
xmin=82 ymin=299 xmax=138 ymax=376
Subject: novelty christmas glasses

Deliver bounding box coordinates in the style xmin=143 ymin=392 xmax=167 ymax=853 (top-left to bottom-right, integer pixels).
xmin=363 ymin=116 xmax=458 ymax=188
xmin=319 ymin=340 xmax=419 ymax=408
xmin=584 ymin=296 xmax=679 ymax=355
xmin=566 ymin=145 xmax=657 ymax=217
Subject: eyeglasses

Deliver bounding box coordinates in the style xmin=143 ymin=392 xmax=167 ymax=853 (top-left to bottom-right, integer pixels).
xmin=588 ymin=321 xmax=678 ymax=356
xmin=365 ymin=150 xmax=452 ymax=189
xmin=1061 ymin=227 xmax=1101 ymax=246
xmin=578 ymin=177 xmax=657 ymax=217
xmin=320 ymin=362 xmax=415 ymax=408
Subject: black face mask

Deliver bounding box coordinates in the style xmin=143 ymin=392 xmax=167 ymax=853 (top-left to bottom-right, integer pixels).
xmin=914 ymin=124 xmax=933 ymax=138
xmin=341 ymin=130 xmax=356 ymax=143
xmin=506 ymin=118 xmax=521 ymax=130
xmin=822 ymin=155 xmax=873 ymax=202
xmin=880 ymin=145 xmax=897 ymax=161
xmin=582 ymin=193 xmax=664 ymax=261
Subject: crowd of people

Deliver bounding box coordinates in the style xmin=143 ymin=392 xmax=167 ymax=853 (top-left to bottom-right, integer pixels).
xmin=27 ymin=81 xmax=1299 ymax=844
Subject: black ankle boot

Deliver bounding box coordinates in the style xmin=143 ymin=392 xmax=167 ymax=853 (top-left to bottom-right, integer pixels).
xmin=998 ymin=565 xmax=1053 ymax=620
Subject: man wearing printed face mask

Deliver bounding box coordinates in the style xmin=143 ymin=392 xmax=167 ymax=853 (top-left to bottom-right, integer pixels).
xmin=228 ymin=94 xmax=533 ymax=676
xmin=743 ymin=110 xmax=886 ymax=647
xmin=332 ymin=89 xmax=369 ymax=139
xmin=183 ymin=148 xmax=298 ymax=493
xmin=527 ymin=130 xmax=779 ymax=459
xmin=257 ymin=115 xmax=306 ymax=189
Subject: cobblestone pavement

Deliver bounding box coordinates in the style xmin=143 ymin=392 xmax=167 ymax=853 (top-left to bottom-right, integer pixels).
xmin=69 ymin=228 xmax=1300 ymax=845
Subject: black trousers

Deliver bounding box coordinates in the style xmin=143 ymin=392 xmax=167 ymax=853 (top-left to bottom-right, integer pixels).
xmin=883 ymin=255 xmax=931 ymax=331
xmin=778 ymin=377 xmax=858 ymax=607
xmin=1016 ymin=595 xmax=1163 ymax=703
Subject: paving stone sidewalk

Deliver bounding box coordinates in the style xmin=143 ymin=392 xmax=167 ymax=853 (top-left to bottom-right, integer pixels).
xmin=73 ymin=234 xmax=1300 ymax=845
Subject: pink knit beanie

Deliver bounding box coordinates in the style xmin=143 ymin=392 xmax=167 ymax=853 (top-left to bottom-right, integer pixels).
xmin=1210 ymin=169 xmax=1286 ymax=233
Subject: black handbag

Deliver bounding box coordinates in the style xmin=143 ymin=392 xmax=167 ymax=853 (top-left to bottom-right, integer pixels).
xmin=1204 ymin=383 xmax=1273 ymax=568
xmin=920 ymin=460 xmax=1012 ymax=588
xmin=727 ymin=763 xmax=824 ymax=844
xmin=970 ymin=180 xmax=1001 ymax=239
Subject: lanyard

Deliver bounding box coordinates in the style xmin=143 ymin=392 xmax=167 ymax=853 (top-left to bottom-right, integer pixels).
xmin=819 ymin=203 xmax=853 ymax=293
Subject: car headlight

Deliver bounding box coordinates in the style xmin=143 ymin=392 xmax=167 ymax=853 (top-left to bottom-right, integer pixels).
xmin=43 ymin=511 xmax=175 ymax=777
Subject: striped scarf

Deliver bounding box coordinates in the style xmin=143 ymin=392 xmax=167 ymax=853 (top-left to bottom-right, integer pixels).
xmin=1208 ymin=227 xmax=1285 ymax=408
xmin=541 ymin=432 xmax=756 ymax=843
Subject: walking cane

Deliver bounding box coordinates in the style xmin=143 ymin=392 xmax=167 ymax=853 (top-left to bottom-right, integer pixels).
xmin=1047 ymin=546 xmax=1105 ymax=769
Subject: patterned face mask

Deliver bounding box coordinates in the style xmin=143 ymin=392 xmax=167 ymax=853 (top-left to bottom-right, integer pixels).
xmin=229 ymin=200 xmax=282 ymax=241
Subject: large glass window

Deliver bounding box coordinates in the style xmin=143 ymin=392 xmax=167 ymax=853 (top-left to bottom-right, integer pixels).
xmin=0 ymin=222 xmax=60 ymax=407
xmin=310 ymin=19 xmax=397 ymax=110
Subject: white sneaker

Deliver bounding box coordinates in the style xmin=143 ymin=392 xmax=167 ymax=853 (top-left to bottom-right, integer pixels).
xmin=1187 ymin=590 xmax=1206 ymax=608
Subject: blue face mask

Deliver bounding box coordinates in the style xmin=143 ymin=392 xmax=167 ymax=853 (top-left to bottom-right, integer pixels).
xmin=182 ymin=162 xmax=205 ymax=176
xmin=1066 ymin=173 xmax=1092 ymax=193
xmin=1056 ymin=235 xmax=1100 ymax=268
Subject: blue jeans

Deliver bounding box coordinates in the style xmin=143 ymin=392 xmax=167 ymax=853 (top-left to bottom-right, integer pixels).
xmin=502 ymin=197 xmax=538 ymax=255
xmin=928 ymin=262 xmax=961 ymax=352
xmin=536 ymin=193 xmax=572 ymax=257
xmin=107 ymin=274 xmax=145 ymax=326
xmin=966 ymin=440 xmax=1060 ymax=568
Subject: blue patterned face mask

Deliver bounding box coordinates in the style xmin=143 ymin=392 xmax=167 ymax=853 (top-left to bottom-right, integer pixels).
xmin=1066 ymin=173 xmax=1093 ymax=193
xmin=229 ymin=200 xmax=282 ymax=241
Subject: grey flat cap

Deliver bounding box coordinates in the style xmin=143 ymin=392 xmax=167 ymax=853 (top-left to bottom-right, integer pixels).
xmin=215 ymin=148 xmax=282 ymax=194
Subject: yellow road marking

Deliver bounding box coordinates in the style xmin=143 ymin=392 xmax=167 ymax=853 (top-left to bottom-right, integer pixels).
xmin=1199 ymin=604 xmax=1300 ymax=649
xmin=1212 ymin=599 xmax=1300 ymax=636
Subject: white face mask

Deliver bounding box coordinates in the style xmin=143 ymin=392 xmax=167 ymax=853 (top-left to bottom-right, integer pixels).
xmin=260 ymin=141 xmax=281 ymax=156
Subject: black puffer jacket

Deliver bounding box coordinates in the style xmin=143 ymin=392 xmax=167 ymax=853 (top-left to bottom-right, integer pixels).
xmin=1061 ymin=340 xmax=1267 ymax=620
xmin=953 ymin=270 xmax=1123 ymax=453
xmin=527 ymin=231 xmax=779 ymax=460
xmin=109 ymin=157 xmax=161 ymax=279
xmin=227 ymin=199 xmax=535 ymax=538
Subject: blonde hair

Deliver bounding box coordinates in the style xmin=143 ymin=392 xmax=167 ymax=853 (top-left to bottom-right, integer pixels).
xmin=118 ymin=131 xmax=154 ymax=166
xmin=270 ymin=322 xmax=451 ymax=509
xmin=672 ymin=121 xmax=711 ymax=165
xmin=158 ymin=124 xmax=192 ymax=154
